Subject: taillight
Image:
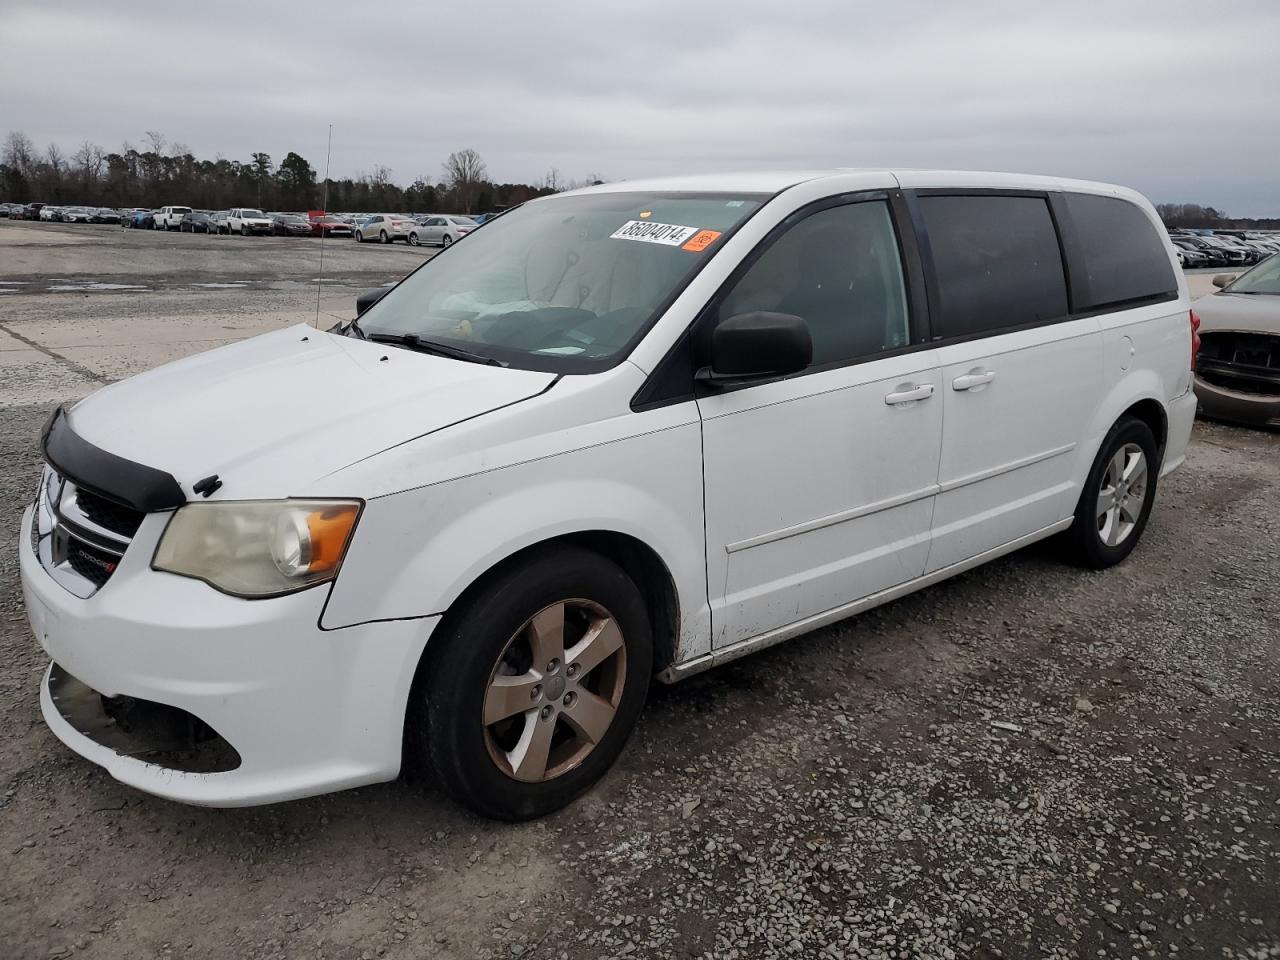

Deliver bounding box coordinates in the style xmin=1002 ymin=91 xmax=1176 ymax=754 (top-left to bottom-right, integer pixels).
xmin=1189 ymin=309 xmax=1201 ymax=371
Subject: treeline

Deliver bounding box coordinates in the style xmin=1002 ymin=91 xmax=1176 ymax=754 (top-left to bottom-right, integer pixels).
xmin=1156 ymin=202 xmax=1280 ymax=230
xmin=0 ymin=131 xmax=600 ymax=214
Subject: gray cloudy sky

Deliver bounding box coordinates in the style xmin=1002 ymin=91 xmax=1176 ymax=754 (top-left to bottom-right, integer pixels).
xmin=3 ymin=0 xmax=1278 ymax=214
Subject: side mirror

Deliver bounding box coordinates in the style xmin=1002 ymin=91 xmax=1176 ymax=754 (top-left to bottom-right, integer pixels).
xmin=356 ymin=287 xmax=389 ymax=316
xmin=1212 ymin=274 xmax=1236 ymax=289
xmin=696 ymin=311 xmax=812 ymax=388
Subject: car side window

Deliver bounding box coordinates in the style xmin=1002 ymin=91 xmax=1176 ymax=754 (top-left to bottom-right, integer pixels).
xmin=717 ymin=200 xmax=910 ymax=367
xmin=918 ymin=195 xmax=1068 ymax=339
xmin=1062 ymin=193 xmax=1177 ymax=310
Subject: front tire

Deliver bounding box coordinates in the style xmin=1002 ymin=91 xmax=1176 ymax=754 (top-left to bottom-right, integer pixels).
xmin=408 ymin=232 xmax=420 ymax=246
xmin=1063 ymin=416 xmax=1159 ymax=568
xmin=413 ymin=546 xmax=652 ymax=821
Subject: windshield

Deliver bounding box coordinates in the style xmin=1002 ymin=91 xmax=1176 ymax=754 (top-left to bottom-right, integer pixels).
xmin=358 ymin=191 xmax=766 ymax=372
xmin=1224 ymin=255 xmax=1280 ymax=295
xmin=242 ymin=209 xmax=265 ymax=218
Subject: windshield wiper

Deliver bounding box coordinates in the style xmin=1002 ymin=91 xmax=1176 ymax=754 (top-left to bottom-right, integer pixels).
xmin=367 ymin=332 xmax=502 ymax=366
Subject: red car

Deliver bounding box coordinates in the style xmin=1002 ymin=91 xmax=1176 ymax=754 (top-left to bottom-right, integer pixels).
xmin=308 ymin=214 xmax=353 ymax=238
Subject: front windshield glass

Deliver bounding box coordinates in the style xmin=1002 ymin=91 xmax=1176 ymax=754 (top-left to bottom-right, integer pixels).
xmin=1225 ymin=255 xmax=1280 ymax=295
xmin=242 ymin=209 xmax=265 ymax=218
xmin=358 ymin=191 xmax=765 ymax=372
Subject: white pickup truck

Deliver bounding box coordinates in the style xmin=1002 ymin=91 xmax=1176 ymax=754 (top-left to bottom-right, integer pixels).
xmin=153 ymin=206 xmax=192 ymax=231
xmin=227 ymin=208 xmax=273 ymax=236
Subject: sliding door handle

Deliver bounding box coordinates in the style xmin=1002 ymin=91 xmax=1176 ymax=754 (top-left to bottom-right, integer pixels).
xmin=884 ymin=383 xmax=935 ymax=405
xmin=952 ymin=371 xmax=996 ymax=391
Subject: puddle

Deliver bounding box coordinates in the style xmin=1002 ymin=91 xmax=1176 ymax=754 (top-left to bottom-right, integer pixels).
xmin=47 ymin=283 xmax=148 ymax=292
xmin=192 ymin=282 xmax=249 ymax=289
xmin=0 ymin=281 xmax=29 ymax=286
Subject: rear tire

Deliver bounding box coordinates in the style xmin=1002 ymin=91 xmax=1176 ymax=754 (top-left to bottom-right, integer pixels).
xmin=379 ymin=230 xmax=390 ymax=244
xmin=442 ymin=234 xmax=453 ymax=247
xmin=1062 ymin=416 xmax=1159 ymax=569
xmin=411 ymin=546 xmax=652 ymax=821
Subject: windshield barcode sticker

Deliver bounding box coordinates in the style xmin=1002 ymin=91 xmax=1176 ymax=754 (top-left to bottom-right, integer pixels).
xmin=610 ymin=220 xmax=700 ymax=246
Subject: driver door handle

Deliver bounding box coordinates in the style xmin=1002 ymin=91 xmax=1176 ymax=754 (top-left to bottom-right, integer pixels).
xmin=952 ymin=371 xmax=996 ymax=391
xmin=884 ymin=383 xmax=935 ymax=405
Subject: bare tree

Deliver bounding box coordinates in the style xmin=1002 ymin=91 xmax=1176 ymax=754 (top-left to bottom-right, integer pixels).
xmin=441 ymin=148 xmax=487 ymax=213
xmin=144 ymin=130 xmax=166 ymax=155
xmin=542 ymin=167 xmax=562 ymax=192
xmin=3 ymin=130 xmax=36 ymax=175
xmin=72 ymin=140 xmax=105 ymax=192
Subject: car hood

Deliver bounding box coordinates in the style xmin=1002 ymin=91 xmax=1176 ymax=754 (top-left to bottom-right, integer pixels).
xmin=64 ymin=325 xmax=556 ymax=500
xmin=1192 ymin=292 xmax=1280 ymax=333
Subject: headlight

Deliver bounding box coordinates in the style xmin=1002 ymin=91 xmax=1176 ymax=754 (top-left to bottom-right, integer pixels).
xmin=153 ymin=500 xmax=361 ymax=598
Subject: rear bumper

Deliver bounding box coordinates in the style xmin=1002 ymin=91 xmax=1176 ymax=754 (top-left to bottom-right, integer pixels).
xmin=1194 ymin=378 xmax=1280 ymax=428
xmin=1162 ymin=389 xmax=1198 ymax=475
xmin=21 ymin=504 xmax=438 ymax=806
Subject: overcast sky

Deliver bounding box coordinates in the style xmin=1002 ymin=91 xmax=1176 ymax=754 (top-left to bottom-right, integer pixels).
xmin=3 ymin=0 xmax=1278 ymax=214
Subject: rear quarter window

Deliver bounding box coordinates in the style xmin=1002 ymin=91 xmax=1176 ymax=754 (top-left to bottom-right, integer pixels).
xmin=918 ymin=195 xmax=1069 ymax=339
xmin=1063 ymin=193 xmax=1177 ymax=310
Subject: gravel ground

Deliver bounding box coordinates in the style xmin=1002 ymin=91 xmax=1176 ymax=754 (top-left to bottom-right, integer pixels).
xmin=1 ymin=222 xmax=1277 ymax=959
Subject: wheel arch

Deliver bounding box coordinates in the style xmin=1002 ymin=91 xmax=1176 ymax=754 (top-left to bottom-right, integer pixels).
xmin=420 ymin=529 xmax=682 ymax=680
xmin=1120 ymin=396 xmax=1168 ymax=462
xmin=1073 ymin=379 xmax=1171 ymax=520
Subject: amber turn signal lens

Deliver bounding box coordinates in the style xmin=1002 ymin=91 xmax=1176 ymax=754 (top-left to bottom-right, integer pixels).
xmin=305 ymin=505 xmax=360 ymax=573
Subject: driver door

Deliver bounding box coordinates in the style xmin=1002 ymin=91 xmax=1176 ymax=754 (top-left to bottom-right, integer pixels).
xmin=698 ymin=196 xmax=943 ymax=648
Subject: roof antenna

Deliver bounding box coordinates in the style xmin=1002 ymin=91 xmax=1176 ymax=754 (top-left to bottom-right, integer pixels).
xmin=314 ymin=122 xmax=333 ymax=328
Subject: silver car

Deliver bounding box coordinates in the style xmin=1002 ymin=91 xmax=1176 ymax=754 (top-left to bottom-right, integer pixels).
xmin=407 ymin=214 xmax=476 ymax=247
xmin=1192 ymin=256 xmax=1280 ymax=428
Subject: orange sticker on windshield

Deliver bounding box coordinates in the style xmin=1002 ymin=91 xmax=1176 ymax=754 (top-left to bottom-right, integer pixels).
xmin=682 ymin=229 xmax=722 ymax=252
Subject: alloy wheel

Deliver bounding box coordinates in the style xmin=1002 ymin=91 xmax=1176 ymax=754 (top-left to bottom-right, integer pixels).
xmin=1097 ymin=442 xmax=1147 ymax=547
xmin=483 ymin=599 xmax=626 ymax=783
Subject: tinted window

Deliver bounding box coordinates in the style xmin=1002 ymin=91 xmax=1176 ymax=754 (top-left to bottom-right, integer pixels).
xmin=919 ymin=195 xmax=1068 ymax=338
xmin=718 ymin=200 xmax=910 ymax=366
xmin=1065 ymin=193 xmax=1177 ymax=310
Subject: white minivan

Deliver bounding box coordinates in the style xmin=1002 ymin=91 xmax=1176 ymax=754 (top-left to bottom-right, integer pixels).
xmin=21 ymin=170 xmax=1197 ymax=820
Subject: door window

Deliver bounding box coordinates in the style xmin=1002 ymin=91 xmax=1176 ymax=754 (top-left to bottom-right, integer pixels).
xmin=717 ymin=200 xmax=909 ymax=366
xmin=918 ymin=195 xmax=1068 ymax=339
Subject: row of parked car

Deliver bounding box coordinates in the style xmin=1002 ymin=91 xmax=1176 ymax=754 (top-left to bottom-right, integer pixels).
xmin=2 ymin=202 xmax=125 ymax=224
xmin=1168 ymin=229 xmax=1280 ymax=268
xmin=1 ymin=201 xmax=498 ymax=248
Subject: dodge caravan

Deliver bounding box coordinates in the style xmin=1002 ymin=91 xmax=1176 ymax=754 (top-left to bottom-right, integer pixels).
xmin=21 ymin=170 xmax=1197 ymax=820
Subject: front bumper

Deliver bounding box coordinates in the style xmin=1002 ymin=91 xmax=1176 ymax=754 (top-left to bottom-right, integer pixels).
xmin=1194 ymin=377 xmax=1280 ymax=428
xmin=20 ymin=503 xmax=438 ymax=806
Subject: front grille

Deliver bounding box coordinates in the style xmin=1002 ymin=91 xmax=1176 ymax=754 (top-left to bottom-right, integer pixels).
xmin=33 ymin=467 xmax=136 ymax=598
xmin=73 ymin=487 xmax=144 ymax=538
xmin=64 ymin=538 xmax=120 ymax=587
xmin=1198 ymin=332 xmax=1280 ymax=397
